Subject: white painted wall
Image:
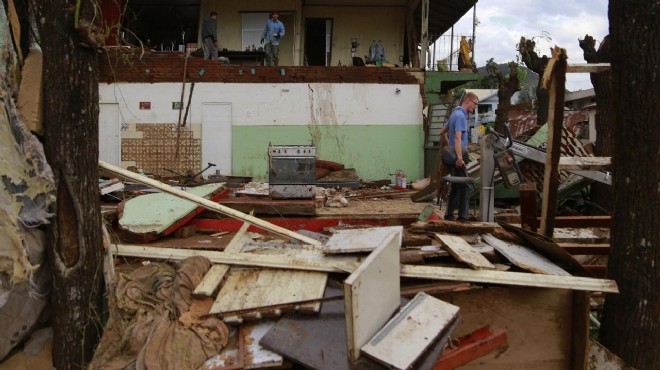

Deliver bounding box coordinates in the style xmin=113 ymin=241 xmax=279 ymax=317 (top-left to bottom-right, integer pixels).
xmin=98 ymin=83 xmax=423 ymax=126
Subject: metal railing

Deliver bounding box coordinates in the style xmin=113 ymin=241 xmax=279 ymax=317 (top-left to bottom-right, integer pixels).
xmin=425 ymin=33 xmax=475 ymax=72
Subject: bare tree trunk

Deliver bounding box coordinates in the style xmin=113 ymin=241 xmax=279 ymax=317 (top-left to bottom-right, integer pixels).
xmin=579 ymin=35 xmax=614 ymax=214
xmin=488 ymin=61 xmax=520 ymax=133
xmin=518 ymin=37 xmax=550 ymax=124
xmin=599 ymin=1 xmax=660 ymax=369
xmin=35 ymin=2 xmax=104 ymax=369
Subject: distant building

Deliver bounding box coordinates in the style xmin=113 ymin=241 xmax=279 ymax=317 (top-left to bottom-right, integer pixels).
xmin=565 ymin=88 xmax=597 ymax=145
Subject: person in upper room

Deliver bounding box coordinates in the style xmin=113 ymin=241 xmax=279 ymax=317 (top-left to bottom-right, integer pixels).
xmin=202 ymin=11 xmax=219 ymax=60
xmin=440 ymin=92 xmax=479 ymax=222
xmin=260 ymin=10 xmax=285 ymax=66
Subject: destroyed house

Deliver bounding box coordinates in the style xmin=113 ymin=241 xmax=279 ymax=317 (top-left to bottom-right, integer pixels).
xmin=98 ymin=0 xmax=478 ymax=181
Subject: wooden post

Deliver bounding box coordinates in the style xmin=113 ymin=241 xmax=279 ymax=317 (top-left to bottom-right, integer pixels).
xmin=420 ymin=0 xmax=429 ymax=69
xmin=539 ymin=47 xmax=568 ymax=237
xmin=519 ymin=182 xmax=538 ymax=232
xmin=99 ymin=161 xmax=323 ymax=246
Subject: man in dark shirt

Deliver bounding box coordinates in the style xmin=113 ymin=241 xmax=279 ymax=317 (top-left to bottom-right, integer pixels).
xmin=202 ymin=11 xmax=218 ymax=60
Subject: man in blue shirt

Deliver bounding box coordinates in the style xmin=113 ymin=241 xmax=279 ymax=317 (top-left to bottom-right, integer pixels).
xmin=440 ymin=92 xmax=479 ymax=221
xmin=261 ymin=10 xmax=285 ymax=66
xmin=202 ymin=11 xmax=218 ymax=60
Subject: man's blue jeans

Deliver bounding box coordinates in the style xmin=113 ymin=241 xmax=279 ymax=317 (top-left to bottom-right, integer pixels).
xmin=445 ymin=166 xmax=469 ymax=220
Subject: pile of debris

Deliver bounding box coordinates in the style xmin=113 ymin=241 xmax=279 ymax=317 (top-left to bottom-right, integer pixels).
xmin=90 ymin=163 xmax=618 ymax=370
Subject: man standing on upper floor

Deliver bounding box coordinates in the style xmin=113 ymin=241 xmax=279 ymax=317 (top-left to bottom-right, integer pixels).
xmin=260 ymin=10 xmax=285 ymax=66
xmin=202 ymin=11 xmax=219 ymax=60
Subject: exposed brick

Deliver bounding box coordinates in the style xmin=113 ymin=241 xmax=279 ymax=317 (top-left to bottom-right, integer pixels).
xmin=99 ymin=48 xmax=423 ymax=85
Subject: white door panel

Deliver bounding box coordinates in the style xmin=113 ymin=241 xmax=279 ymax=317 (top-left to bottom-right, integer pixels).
xmin=99 ymin=103 xmax=120 ymax=166
xmin=202 ymin=103 xmax=232 ymax=174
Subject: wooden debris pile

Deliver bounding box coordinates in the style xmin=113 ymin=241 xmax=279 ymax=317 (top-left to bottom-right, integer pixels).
xmin=98 ymin=161 xmax=619 ymax=369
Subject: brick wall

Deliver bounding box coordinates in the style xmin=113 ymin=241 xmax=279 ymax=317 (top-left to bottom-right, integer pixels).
xmin=99 ymin=48 xmax=423 ymax=85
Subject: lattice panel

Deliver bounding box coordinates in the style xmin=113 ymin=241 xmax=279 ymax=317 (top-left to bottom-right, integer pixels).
xmin=122 ymin=124 xmax=201 ymax=177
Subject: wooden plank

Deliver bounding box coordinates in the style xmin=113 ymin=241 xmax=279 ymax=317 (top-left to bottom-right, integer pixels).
xmin=526 ymin=216 xmax=613 ymax=229
xmin=566 ymin=63 xmax=610 ymax=73
xmin=552 ymin=228 xmax=610 ymax=244
xmin=114 ymin=244 xmax=356 ymax=273
xmin=401 ymin=265 xmax=618 ymax=293
xmin=209 ymin=268 xmax=328 ymax=321
xmin=344 ymin=232 xmax=401 ymax=363
xmin=519 ymin=182 xmax=538 ymax=232
xmin=219 ymin=197 xmax=316 ymax=216
xmin=497 ymin=222 xmax=592 ymax=277
xmin=540 ymin=47 xmax=568 ymax=237
xmin=362 ymin=292 xmax=460 ymax=369
xmin=325 ymin=226 xmax=403 ymax=254
xmin=482 ymin=234 xmax=570 ymax=276
xmin=225 ymin=215 xmax=254 ymax=253
xmin=113 ymin=244 xmax=619 ymax=293
xmin=571 ymin=291 xmax=590 ymax=370
xmin=99 ymin=161 xmax=323 ymax=246
xmin=193 ymin=264 xmax=230 ymax=297
xmin=434 ymin=234 xmax=495 ymax=270
xmin=558 ymin=156 xmax=611 ymax=171
xmin=551 ymin=216 xmax=611 ymax=228
xmin=558 ymin=243 xmax=610 ymax=255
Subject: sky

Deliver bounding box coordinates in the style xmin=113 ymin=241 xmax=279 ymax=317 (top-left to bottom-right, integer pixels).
xmin=438 ymin=0 xmax=609 ymax=91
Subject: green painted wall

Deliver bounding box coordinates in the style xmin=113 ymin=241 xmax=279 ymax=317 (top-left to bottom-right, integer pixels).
xmin=232 ymin=125 xmax=424 ymax=182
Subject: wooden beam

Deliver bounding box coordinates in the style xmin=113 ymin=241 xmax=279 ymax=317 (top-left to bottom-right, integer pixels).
xmin=558 ymin=243 xmax=610 ymax=255
xmin=540 ymin=47 xmax=568 ymax=237
xmin=482 ymin=234 xmax=570 ymax=276
xmin=420 ymin=0 xmax=429 ymax=69
xmin=112 ymin=245 xmax=619 ymax=293
xmin=400 ymin=265 xmax=618 ymax=293
xmin=98 ymin=161 xmax=322 ymax=246
xmin=558 ymin=156 xmax=611 ymax=171
xmin=566 ymin=63 xmax=610 ymax=73
xmin=571 ymin=291 xmax=590 ymax=370
xmin=114 ymin=244 xmax=356 ymax=273
xmin=547 ymin=216 xmax=612 ymax=229
xmin=434 ymin=234 xmax=495 ymax=270
xmin=193 ymin=264 xmax=230 ymax=297
xmin=519 ymin=182 xmax=538 ymax=232
xmin=225 ymin=212 xmax=254 ymax=253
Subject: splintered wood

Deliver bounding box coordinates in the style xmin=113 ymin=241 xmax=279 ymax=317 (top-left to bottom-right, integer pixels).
xmin=210 ymin=268 xmax=328 ymax=323
xmin=434 ymin=234 xmax=495 ymax=270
